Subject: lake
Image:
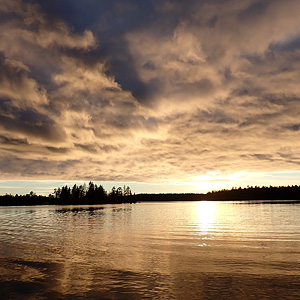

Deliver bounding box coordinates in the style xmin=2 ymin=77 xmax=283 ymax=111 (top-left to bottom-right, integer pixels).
xmin=0 ymin=201 xmax=300 ymax=299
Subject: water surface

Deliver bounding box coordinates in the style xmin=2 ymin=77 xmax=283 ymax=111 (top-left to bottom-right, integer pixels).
xmin=0 ymin=201 xmax=300 ymax=299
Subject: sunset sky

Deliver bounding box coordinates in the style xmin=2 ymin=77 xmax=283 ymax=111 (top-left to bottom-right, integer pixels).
xmin=1 ymin=0 xmax=300 ymax=195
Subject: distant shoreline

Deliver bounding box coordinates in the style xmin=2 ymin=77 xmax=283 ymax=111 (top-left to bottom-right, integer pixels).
xmin=1 ymin=184 xmax=300 ymax=206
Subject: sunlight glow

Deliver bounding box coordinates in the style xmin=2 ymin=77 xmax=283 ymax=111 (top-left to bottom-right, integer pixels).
xmin=196 ymin=201 xmax=217 ymax=247
xmin=181 ymin=171 xmax=253 ymax=192
xmin=196 ymin=201 xmax=217 ymax=232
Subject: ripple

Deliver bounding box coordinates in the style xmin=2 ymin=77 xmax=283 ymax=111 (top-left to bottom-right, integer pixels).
xmin=0 ymin=202 xmax=300 ymax=299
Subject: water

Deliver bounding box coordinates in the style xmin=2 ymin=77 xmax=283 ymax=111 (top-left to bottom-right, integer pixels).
xmin=0 ymin=201 xmax=300 ymax=299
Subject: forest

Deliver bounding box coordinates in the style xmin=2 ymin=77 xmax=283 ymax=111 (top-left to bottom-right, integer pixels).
xmin=133 ymin=185 xmax=300 ymax=202
xmin=0 ymin=183 xmax=300 ymax=206
xmin=0 ymin=182 xmax=133 ymax=206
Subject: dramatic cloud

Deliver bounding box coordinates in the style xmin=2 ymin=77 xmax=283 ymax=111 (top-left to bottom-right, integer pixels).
xmin=1 ymin=0 xmax=300 ymax=190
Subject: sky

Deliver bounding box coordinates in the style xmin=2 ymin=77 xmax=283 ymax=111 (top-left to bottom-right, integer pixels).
xmin=1 ymin=0 xmax=300 ymax=195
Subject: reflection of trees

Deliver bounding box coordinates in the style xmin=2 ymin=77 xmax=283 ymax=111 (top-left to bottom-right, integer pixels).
xmin=55 ymin=207 xmax=104 ymax=215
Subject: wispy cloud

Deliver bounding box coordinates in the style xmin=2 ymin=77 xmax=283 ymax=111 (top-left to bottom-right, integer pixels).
xmin=0 ymin=0 xmax=300 ymax=190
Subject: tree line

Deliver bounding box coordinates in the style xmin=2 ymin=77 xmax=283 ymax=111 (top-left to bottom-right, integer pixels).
xmin=205 ymin=185 xmax=300 ymax=200
xmin=52 ymin=182 xmax=132 ymax=204
xmin=0 ymin=182 xmax=134 ymax=206
xmin=126 ymin=185 xmax=300 ymax=202
xmin=0 ymin=184 xmax=300 ymax=206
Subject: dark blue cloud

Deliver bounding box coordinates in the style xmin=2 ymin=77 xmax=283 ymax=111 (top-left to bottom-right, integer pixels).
xmin=271 ymin=36 xmax=300 ymax=52
xmin=0 ymin=111 xmax=65 ymax=142
xmin=34 ymin=0 xmax=193 ymax=104
xmin=284 ymin=124 xmax=300 ymax=132
xmin=37 ymin=0 xmax=156 ymax=34
xmin=237 ymin=0 xmax=271 ymax=21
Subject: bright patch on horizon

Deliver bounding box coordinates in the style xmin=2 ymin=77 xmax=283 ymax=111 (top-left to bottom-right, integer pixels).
xmin=178 ymin=171 xmax=251 ymax=192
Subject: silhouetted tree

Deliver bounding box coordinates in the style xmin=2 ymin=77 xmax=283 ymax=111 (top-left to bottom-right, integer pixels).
xmin=123 ymin=186 xmax=132 ymax=196
xmin=60 ymin=185 xmax=71 ymax=202
xmin=110 ymin=186 xmax=116 ymax=198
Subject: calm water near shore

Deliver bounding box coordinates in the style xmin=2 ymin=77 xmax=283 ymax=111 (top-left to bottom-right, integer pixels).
xmin=0 ymin=201 xmax=300 ymax=299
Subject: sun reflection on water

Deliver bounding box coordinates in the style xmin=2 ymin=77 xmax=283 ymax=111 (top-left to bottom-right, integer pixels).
xmin=196 ymin=201 xmax=217 ymax=246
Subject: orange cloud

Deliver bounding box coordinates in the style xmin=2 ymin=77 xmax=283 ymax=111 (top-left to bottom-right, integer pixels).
xmin=0 ymin=0 xmax=300 ymax=189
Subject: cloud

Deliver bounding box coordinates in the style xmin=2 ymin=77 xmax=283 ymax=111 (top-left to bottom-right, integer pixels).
xmin=0 ymin=55 xmax=48 ymax=110
xmin=0 ymin=112 xmax=65 ymax=142
xmin=0 ymin=0 xmax=300 ymax=188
